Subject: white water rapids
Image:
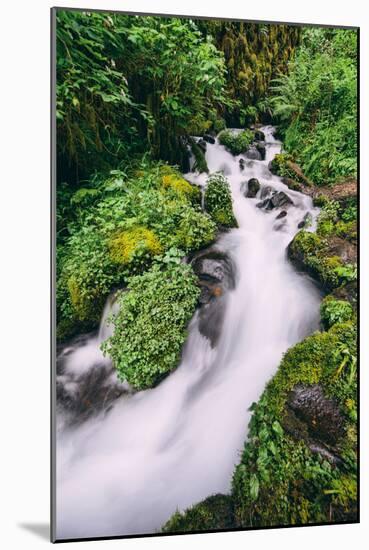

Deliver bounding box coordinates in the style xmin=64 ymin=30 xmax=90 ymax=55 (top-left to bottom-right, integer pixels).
xmin=56 ymin=126 xmax=322 ymax=539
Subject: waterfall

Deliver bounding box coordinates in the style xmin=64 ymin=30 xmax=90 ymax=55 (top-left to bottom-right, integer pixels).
xmin=56 ymin=127 xmax=322 ymax=539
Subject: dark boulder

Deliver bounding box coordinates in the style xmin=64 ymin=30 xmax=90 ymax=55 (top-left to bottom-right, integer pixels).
xmin=239 ymin=158 xmax=245 ymax=171
xmin=191 ymin=248 xmax=236 ymax=347
xmin=256 ymin=141 xmax=266 ymax=160
xmin=242 ymin=178 xmax=260 ymax=198
xmin=203 ymin=134 xmax=216 ymax=144
xmin=276 ymin=210 xmax=287 ymax=220
xmin=260 ymin=185 xmax=274 ymax=199
xmin=298 ymin=212 xmax=312 ymax=229
xmin=257 ymin=191 xmax=294 ymax=210
xmin=332 ymin=280 xmax=357 ymax=309
xmin=283 ymin=384 xmax=346 ymax=465
xmin=245 ymin=146 xmax=262 ymax=161
xmin=254 ymin=129 xmax=265 ymax=141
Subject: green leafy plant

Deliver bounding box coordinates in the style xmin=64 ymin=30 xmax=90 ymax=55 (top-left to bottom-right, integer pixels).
xmin=101 ymin=261 xmax=200 ymax=390
xmin=320 ymin=297 xmax=353 ymax=329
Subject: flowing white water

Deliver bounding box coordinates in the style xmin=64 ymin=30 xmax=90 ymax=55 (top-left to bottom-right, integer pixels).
xmin=56 ymin=126 xmax=322 ymax=539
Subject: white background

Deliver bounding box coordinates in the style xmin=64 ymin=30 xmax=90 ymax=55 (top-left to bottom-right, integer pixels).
xmin=0 ymin=0 xmax=367 ymax=548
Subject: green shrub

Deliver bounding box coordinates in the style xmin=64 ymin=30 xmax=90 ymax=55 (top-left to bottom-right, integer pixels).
xmin=320 ymin=296 xmax=353 ymax=329
xmin=163 ymin=494 xmax=234 ymax=533
xmin=174 ymin=209 xmax=216 ymax=252
xmin=218 ymin=129 xmax=254 ymax=155
xmin=204 ymin=172 xmax=238 ymax=228
xmin=270 ymin=153 xmax=296 ymax=179
xmin=101 ymin=260 xmax=200 ymax=390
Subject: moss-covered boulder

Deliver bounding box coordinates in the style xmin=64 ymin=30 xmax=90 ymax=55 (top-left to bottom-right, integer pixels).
xmin=270 ymin=153 xmax=314 ymax=188
xmin=204 ymin=172 xmax=238 ymax=229
xmin=287 ymin=230 xmax=356 ymax=293
xmin=218 ymin=129 xmax=254 ymax=155
xmin=162 ymin=494 xmax=235 ymax=533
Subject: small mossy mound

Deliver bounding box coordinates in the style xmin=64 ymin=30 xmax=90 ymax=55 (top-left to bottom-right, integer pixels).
xmin=218 ymin=129 xmax=254 ymax=155
xmin=232 ymin=320 xmax=357 ymax=528
xmin=270 ymin=153 xmax=313 ymax=187
xmin=204 ymin=172 xmax=238 ymax=228
xmin=108 ymin=227 xmax=163 ymax=273
xmin=174 ymin=209 xmax=216 ymax=252
xmin=163 ymin=494 xmax=235 ymax=533
xmin=101 ymin=260 xmax=200 ymax=391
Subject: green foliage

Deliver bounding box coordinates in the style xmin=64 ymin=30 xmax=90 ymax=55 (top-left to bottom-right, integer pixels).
xmin=162 ymin=494 xmax=234 ymax=533
xmin=271 ymin=28 xmax=357 ymax=185
xmin=320 ymin=296 xmax=353 ymax=330
xmin=56 ymin=162 xmax=215 ymax=340
xmin=101 ymin=260 xmax=200 ymax=390
xmin=204 ymin=172 xmax=238 ymax=228
xmin=232 ymin=321 xmax=357 ymax=527
xmin=218 ymin=129 xmax=253 ymax=155
xmin=317 ymin=199 xmax=340 ymax=237
xmin=189 ymin=138 xmax=209 ymax=174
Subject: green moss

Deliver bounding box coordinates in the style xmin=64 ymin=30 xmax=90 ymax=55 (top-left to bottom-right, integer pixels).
xmin=162 ymin=494 xmax=234 ymax=533
xmin=218 ymin=129 xmax=254 ymax=155
xmin=108 ymin=227 xmax=163 ymax=272
xmin=161 ymin=172 xmax=201 ymax=204
xmin=204 ymin=172 xmax=238 ymax=228
xmin=174 ymin=209 xmax=216 ymax=252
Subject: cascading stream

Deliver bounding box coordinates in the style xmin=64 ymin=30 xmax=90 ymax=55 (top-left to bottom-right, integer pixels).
xmin=56 ymin=126 xmax=322 ymax=539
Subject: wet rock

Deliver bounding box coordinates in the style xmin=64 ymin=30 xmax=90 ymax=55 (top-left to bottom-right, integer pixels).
xmin=245 ymin=146 xmax=262 ymax=161
xmin=56 ymin=354 xmax=130 ymax=425
xmin=203 ymin=134 xmax=216 ymax=144
xmin=298 ymin=212 xmax=312 ymax=229
xmin=191 ymin=248 xmax=236 ymax=346
xmin=256 ymin=141 xmax=266 ymax=160
xmin=283 ymin=384 xmax=345 ymax=465
xmin=254 ymin=129 xmax=265 ymax=141
xmin=282 ymin=177 xmax=303 ymax=192
xmin=276 ymin=210 xmax=287 ymax=220
xmin=243 ymin=178 xmax=260 ymax=198
xmin=239 ymin=158 xmax=245 ymax=171
xmin=260 ymin=185 xmax=274 ymax=199
xmin=327 ymin=236 xmax=357 ymax=264
xmin=258 ymin=191 xmax=294 ymax=210
xmin=198 ymin=139 xmax=207 ymax=153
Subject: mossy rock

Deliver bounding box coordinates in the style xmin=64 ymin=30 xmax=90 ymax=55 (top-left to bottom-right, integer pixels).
xmin=218 ymin=129 xmax=254 ymax=155
xmin=287 ymin=230 xmax=356 ymax=292
xmin=204 ymin=172 xmax=238 ymax=229
xmin=162 ymin=494 xmax=235 ymax=533
xmin=108 ymin=227 xmax=163 ymax=272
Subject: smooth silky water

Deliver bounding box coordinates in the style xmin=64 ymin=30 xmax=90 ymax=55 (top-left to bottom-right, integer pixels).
xmin=56 ymin=127 xmax=322 ymax=539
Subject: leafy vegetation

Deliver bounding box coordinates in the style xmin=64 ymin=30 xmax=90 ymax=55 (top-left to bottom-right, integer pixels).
xmin=101 ymin=258 xmax=200 ymax=390
xmin=271 ymin=28 xmax=357 ymax=185
xmin=320 ymin=296 xmax=353 ymax=330
xmin=204 ymin=172 xmax=238 ymax=228
xmin=56 ymin=163 xmax=215 ymax=341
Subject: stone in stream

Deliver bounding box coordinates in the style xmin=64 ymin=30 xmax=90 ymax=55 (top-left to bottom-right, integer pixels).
xmin=191 ymin=248 xmax=236 ymax=347
xmin=256 ymin=141 xmax=266 ymax=160
xmin=203 ymin=134 xmax=216 ymax=144
xmin=254 ymin=129 xmax=265 ymax=141
xmin=298 ymin=212 xmax=313 ymax=229
xmin=257 ymin=191 xmax=294 ymax=210
xmin=260 ymin=185 xmax=275 ymax=199
xmin=245 ymin=146 xmax=262 ymax=161
xmin=242 ymin=178 xmax=260 ymax=198
xmin=239 ymin=158 xmax=245 ymax=171
xmin=276 ymin=210 xmax=287 ymax=220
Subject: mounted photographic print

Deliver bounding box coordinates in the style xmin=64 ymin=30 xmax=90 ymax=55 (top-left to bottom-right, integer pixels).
xmin=51 ymin=7 xmax=359 ymax=542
